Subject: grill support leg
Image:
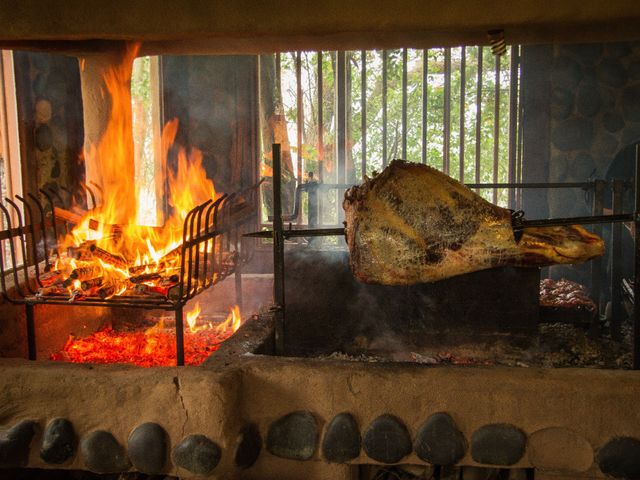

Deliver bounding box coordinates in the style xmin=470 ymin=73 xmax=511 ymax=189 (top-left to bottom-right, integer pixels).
xmin=26 ymin=303 xmax=36 ymax=360
xmin=176 ymin=306 xmax=185 ymax=366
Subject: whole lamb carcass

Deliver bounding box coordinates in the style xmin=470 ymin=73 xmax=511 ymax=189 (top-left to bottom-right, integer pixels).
xmin=343 ymin=160 xmax=604 ymax=285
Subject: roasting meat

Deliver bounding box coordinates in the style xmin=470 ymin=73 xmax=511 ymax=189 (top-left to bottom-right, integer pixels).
xmin=539 ymin=278 xmax=597 ymax=313
xmin=343 ymin=160 xmax=604 ymax=285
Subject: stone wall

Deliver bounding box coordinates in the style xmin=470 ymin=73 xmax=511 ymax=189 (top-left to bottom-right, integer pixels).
xmin=548 ymin=41 xmax=640 ymax=217
xmin=13 ymin=51 xmax=84 ymax=197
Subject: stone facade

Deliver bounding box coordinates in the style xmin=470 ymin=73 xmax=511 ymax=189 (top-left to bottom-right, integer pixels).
xmin=13 ymin=51 xmax=84 ymax=198
xmin=548 ymin=41 xmax=640 ymax=217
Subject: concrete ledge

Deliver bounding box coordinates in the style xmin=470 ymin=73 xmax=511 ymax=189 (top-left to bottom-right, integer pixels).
xmin=1 ymin=341 xmax=640 ymax=478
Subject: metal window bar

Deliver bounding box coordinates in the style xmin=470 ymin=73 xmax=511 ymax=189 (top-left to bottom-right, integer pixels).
xmin=507 ymin=46 xmax=520 ymax=209
xmin=267 ymin=46 xmax=522 ymax=230
xmin=459 ymin=46 xmax=466 ymax=183
xmin=421 ymin=49 xmax=428 ymax=165
xmin=493 ymin=53 xmax=501 ymax=204
xmin=361 ymin=50 xmax=367 ymax=180
xmin=402 ymin=48 xmax=408 ymax=160
xmin=475 ymin=46 xmax=484 ymax=191
xmin=295 ymin=52 xmax=303 ymax=187
xmin=443 ymin=47 xmax=451 ymax=175
xmin=337 ymin=51 xmax=347 ymax=185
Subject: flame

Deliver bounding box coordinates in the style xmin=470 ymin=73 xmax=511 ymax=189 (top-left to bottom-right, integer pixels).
xmin=186 ymin=302 xmax=201 ymax=333
xmin=54 ymin=42 xmax=223 ymax=298
xmin=215 ymin=305 xmax=242 ymax=335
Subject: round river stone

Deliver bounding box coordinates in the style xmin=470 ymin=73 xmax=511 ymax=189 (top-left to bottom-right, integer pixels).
xmin=471 ymin=424 xmax=526 ymax=466
xmin=40 ymin=418 xmax=76 ymax=464
xmin=414 ymin=412 xmax=467 ymax=465
xmin=235 ymin=423 xmax=262 ymax=469
xmin=266 ymin=411 xmax=318 ymax=460
xmin=0 ymin=420 xmax=38 ymax=468
xmin=363 ymin=414 xmax=411 ymax=464
xmin=80 ymin=430 xmax=130 ymax=474
xmin=596 ymin=436 xmax=640 ymax=478
xmin=528 ymin=427 xmax=592 ymax=472
xmin=127 ymin=422 xmax=167 ymax=474
xmin=172 ymin=434 xmax=221 ymax=475
xmin=322 ymin=412 xmax=361 ymax=463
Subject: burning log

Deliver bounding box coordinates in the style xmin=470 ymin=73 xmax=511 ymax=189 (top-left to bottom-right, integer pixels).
xmin=127 ymin=247 xmax=181 ymax=276
xmin=36 ymin=285 xmax=65 ymax=297
xmin=98 ymin=283 xmax=117 ymax=299
xmin=88 ymin=244 xmax=128 ymax=270
xmin=67 ymin=241 xmax=96 ymax=260
xmin=54 ymin=207 xmax=120 ymax=234
xmin=80 ymin=277 xmax=103 ymax=290
xmin=129 ymin=272 xmax=161 ymax=284
xmin=39 ymin=270 xmax=63 ymax=287
xmin=69 ymin=265 xmax=104 ymax=281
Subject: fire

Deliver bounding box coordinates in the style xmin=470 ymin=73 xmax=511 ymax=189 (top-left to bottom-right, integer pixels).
xmin=216 ymin=305 xmax=242 ymax=335
xmin=186 ymin=302 xmax=202 ymax=333
xmin=44 ymin=42 xmax=223 ymax=301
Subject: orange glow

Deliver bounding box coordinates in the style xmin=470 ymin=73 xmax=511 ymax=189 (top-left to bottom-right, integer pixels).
xmin=260 ymin=162 xmax=273 ymax=178
xmin=215 ymin=305 xmax=242 ymax=335
xmin=186 ymin=302 xmax=202 ymax=333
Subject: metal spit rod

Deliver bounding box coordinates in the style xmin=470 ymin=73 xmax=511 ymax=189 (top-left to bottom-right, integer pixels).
xmin=634 ymin=144 xmax=640 ymax=369
xmin=245 ymin=214 xmax=635 ymax=240
xmin=272 ymin=144 xmax=286 ymax=355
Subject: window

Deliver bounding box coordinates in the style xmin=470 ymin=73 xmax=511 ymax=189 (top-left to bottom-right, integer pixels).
xmin=0 ymin=51 xmax=23 ymax=267
xmin=131 ymin=55 xmax=163 ymax=226
xmin=259 ymin=46 xmax=522 ymax=229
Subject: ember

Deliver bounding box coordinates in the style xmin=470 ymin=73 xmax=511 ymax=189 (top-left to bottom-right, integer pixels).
xmin=51 ymin=304 xmax=242 ymax=367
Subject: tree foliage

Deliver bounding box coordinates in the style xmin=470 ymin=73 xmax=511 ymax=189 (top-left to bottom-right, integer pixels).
xmin=273 ymin=47 xmax=518 ymax=223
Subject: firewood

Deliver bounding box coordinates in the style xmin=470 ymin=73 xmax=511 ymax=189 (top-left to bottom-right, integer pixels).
xmin=67 ymin=241 xmax=96 ymax=261
xmin=68 ymin=289 xmax=84 ymax=303
xmin=69 ymin=265 xmax=104 ymax=281
xmin=98 ymin=283 xmax=117 ymax=299
xmin=36 ymin=285 xmax=64 ymax=297
xmin=40 ymin=270 xmax=63 ymax=287
xmin=129 ymin=272 xmax=162 ymax=284
xmin=88 ymin=244 xmax=128 ymax=269
xmin=80 ymin=277 xmax=103 ymax=290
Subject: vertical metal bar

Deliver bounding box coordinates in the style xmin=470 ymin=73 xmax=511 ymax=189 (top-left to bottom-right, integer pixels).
xmin=317 ymin=52 xmax=324 ymax=182
xmin=317 ymin=51 xmax=324 ymax=224
xmin=26 ymin=303 xmax=35 ymax=360
xmin=0 ymin=203 xmax=21 ymax=296
xmin=422 ymin=49 xmax=428 ymax=165
xmin=443 ymin=47 xmax=451 ymax=175
xmin=382 ymin=50 xmax=388 ymax=167
xmin=507 ymin=46 xmax=520 ymax=209
xmin=361 ymin=50 xmax=367 ymax=179
xmin=275 ymin=52 xmax=282 ymax=105
xmin=590 ymin=180 xmax=605 ymax=320
xmin=176 ymin=306 xmax=184 ymax=366
xmin=459 ymin=46 xmax=466 ymax=182
xmin=493 ymin=54 xmax=501 ymax=204
xmin=475 ymin=46 xmax=484 ymax=191
xmin=272 ymin=144 xmax=285 ymax=355
xmin=296 ymin=52 xmax=303 ymax=185
xmin=516 ymin=90 xmax=524 ymax=209
xmin=611 ymin=179 xmax=624 ymax=341
xmin=634 ymin=144 xmax=640 ymax=369
xmin=401 ymin=48 xmax=408 ymax=159
xmin=5 ymin=199 xmax=32 ymax=294
xmin=307 ymin=182 xmax=318 ymax=229
xmin=234 ymin=234 xmax=243 ymax=312
xmin=337 ymin=51 xmax=347 ymax=184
